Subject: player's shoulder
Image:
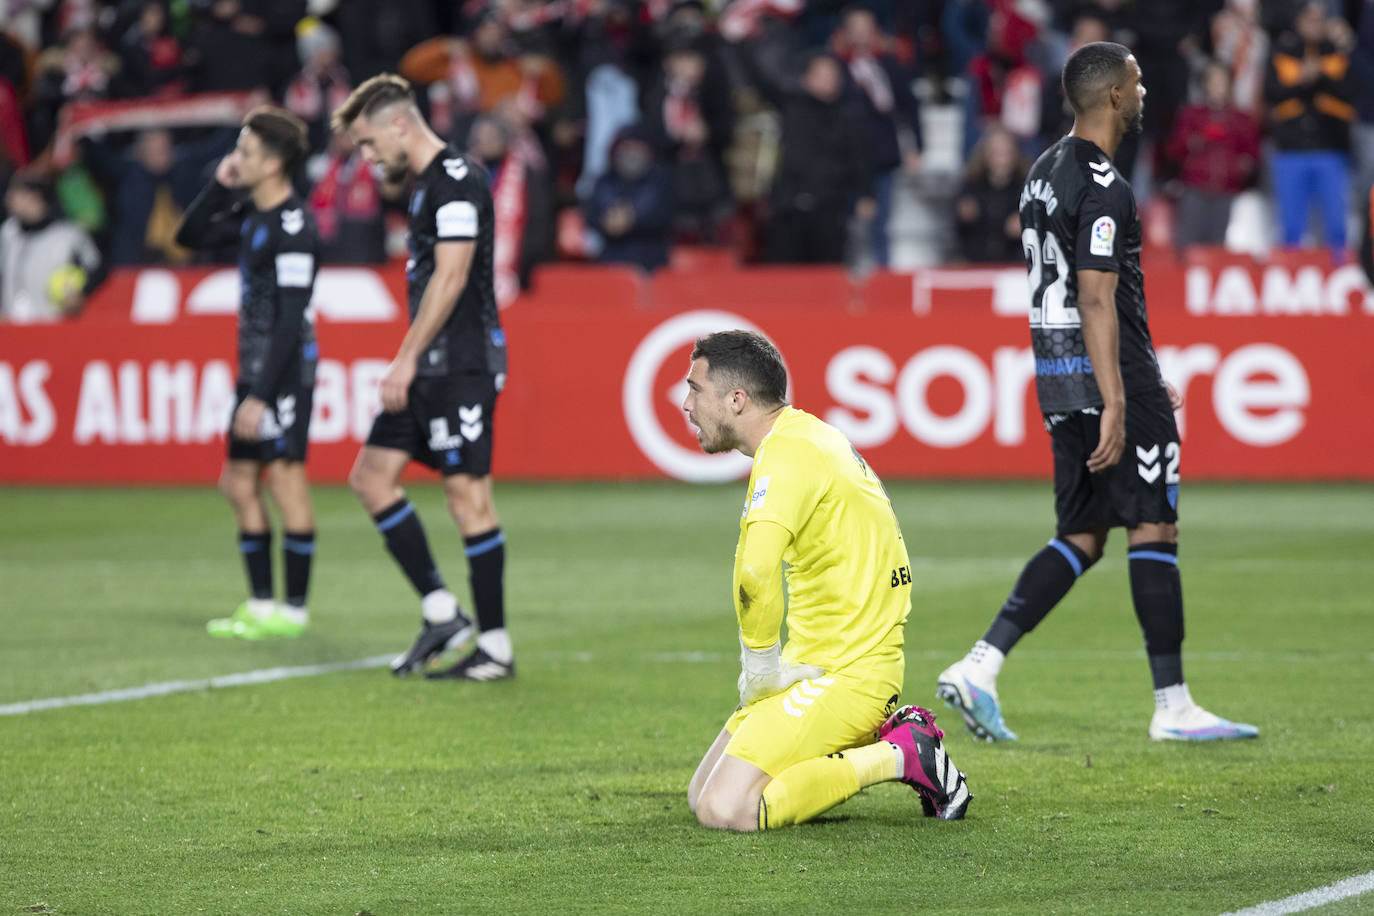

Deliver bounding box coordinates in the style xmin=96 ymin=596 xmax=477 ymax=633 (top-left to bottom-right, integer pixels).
xmin=758 ymin=410 xmax=838 ymax=468
xmin=423 ymin=149 xmax=488 ymax=199
xmin=274 ymin=196 xmax=319 ymax=243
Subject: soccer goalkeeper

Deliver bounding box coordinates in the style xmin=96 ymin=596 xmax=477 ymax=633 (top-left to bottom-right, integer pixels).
xmin=683 ymin=330 xmax=972 ymax=830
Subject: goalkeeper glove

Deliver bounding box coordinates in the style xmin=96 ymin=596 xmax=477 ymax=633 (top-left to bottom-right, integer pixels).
xmin=737 ymin=636 xmax=825 ymax=706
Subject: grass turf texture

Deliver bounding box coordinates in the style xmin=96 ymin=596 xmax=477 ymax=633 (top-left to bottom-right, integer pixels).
xmin=1 ymin=482 xmax=1372 ymax=916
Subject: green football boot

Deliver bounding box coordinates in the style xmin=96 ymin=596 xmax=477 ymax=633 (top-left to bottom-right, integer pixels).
xmin=207 ymin=601 xmax=308 ymax=639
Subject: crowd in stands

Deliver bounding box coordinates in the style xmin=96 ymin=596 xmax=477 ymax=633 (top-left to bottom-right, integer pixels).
xmin=0 ymin=0 xmax=1370 ymax=322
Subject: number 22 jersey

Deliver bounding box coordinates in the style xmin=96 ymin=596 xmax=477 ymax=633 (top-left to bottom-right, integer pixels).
xmin=1018 ymin=135 xmax=1163 ymax=414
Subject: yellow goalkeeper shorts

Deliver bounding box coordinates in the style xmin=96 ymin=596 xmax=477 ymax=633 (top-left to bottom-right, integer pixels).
xmin=722 ymin=648 xmax=903 ymax=777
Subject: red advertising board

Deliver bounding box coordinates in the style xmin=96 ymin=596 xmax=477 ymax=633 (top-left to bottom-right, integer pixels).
xmin=2 ymin=259 xmax=1372 ymax=483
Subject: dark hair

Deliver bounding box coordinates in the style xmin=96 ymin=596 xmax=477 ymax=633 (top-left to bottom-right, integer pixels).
xmin=242 ymin=106 xmax=309 ymax=175
xmin=1062 ymin=41 xmax=1133 ymax=114
xmin=331 ymin=73 xmax=415 ymax=133
xmin=690 ymin=330 xmax=788 ymax=408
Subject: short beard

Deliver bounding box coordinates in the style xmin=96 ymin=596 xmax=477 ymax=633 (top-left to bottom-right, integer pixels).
xmin=698 ymin=423 xmax=739 ymax=455
xmin=1125 ymin=108 xmax=1144 ymax=137
xmin=385 ymin=150 xmax=411 ymax=183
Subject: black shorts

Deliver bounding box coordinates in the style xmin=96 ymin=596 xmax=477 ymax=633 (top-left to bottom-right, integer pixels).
xmin=365 ymin=372 xmax=500 ymax=476
xmin=1047 ymin=384 xmax=1180 ymax=537
xmin=227 ymin=381 xmax=314 ymax=464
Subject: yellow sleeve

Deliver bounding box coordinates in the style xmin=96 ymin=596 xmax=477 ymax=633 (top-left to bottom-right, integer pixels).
xmin=744 ymin=436 xmax=828 ymax=537
xmin=733 ymin=519 xmax=793 ymax=650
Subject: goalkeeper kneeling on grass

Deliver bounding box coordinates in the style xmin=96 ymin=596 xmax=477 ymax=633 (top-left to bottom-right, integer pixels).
xmin=682 ymin=330 xmax=972 ymax=831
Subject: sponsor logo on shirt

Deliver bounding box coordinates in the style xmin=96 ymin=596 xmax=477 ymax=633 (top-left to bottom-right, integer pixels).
xmin=436 ymin=200 xmax=478 ymax=239
xmin=748 ymin=475 xmax=770 ymax=513
xmin=1090 ymin=216 xmax=1115 ymax=256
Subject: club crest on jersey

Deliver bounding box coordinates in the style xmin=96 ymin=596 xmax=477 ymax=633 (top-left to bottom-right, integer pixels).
xmin=280 ymin=208 xmax=304 ymax=235
xmin=1090 ymin=217 xmax=1116 ymax=256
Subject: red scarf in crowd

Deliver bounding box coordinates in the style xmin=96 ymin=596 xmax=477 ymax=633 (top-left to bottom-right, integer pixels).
xmin=491 ymin=141 xmax=535 ymax=309
xmin=308 ymin=152 xmax=380 ymax=243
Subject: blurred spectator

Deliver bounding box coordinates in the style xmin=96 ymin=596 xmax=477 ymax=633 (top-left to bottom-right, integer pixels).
xmin=0 ymin=171 xmax=102 ymax=323
xmin=644 ymin=40 xmax=735 ymax=243
xmin=29 ymin=25 xmax=120 ymax=153
xmin=334 ymin=0 xmax=438 ymax=83
xmin=582 ymin=125 xmax=673 ymax=272
xmin=1265 ymin=1 xmax=1355 ymax=254
xmin=1165 ymin=62 xmax=1261 ymax=249
xmin=964 ymin=2 xmax=1047 ymax=157
xmin=765 ymin=52 xmax=872 ymax=264
xmin=467 ymin=111 xmax=556 ymax=298
xmin=1351 ymin=0 xmax=1374 ymax=197
xmin=306 ymin=132 xmax=386 ymax=264
xmin=953 ymin=123 xmax=1027 ymax=263
xmin=834 ymin=7 xmax=924 ymax=268
xmin=285 ymin=18 xmax=353 ymax=162
xmin=186 ymin=0 xmax=305 ymax=95
xmin=115 ymin=1 xmax=185 ymax=99
xmin=399 ymin=15 xmax=566 ymax=146
xmin=82 ymin=128 xmax=229 ymax=265
xmin=570 ymin=0 xmax=648 ymax=200
xmin=1211 ymin=0 xmax=1268 ymax=115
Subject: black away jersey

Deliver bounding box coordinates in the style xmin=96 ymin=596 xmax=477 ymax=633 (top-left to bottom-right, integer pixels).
xmin=406 ymin=147 xmax=506 ymax=378
xmin=176 ymin=182 xmax=319 ymax=401
xmin=1018 ymin=135 xmax=1162 ymax=413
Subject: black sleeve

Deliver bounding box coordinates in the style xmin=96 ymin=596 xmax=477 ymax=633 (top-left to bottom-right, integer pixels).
xmin=175 ymin=178 xmax=243 ymax=250
xmin=431 ymin=162 xmax=482 ymax=243
xmin=249 ymin=217 xmax=316 ymax=401
xmin=1074 ymin=181 xmax=1131 ymax=274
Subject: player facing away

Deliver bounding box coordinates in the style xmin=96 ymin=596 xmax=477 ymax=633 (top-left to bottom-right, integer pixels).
xmin=685 ymin=331 xmax=971 ymax=831
xmin=936 ymin=43 xmax=1258 ymax=742
xmin=331 ymin=75 xmax=513 ymax=681
xmin=174 ymin=107 xmax=320 ymax=640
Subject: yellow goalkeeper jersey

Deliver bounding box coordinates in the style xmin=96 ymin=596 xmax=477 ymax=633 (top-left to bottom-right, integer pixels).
xmin=735 ymin=407 xmax=911 ymax=672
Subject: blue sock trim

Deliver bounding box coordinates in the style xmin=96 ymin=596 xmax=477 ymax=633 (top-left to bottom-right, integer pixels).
xmin=1129 ymin=550 xmax=1178 ymax=566
xmin=1047 ymin=538 xmax=1084 ymax=577
xmin=464 ymin=531 xmax=506 ymax=558
xmin=283 ymin=538 xmax=315 ymax=555
xmin=376 ymin=502 xmax=415 ymax=533
xmin=239 ymin=537 xmax=268 ymax=554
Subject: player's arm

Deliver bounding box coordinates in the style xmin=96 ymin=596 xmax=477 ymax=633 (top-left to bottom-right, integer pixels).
xmin=1077 ymin=267 xmax=1125 ymax=472
xmin=175 ymin=158 xmax=243 ymax=250
xmin=233 ymin=236 xmax=316 ymax=439
xmin=734 ymin=519 xmax=791 ymax=649
xmin=379 ymin=238 xmax=476 ymax=412
xmin=733 ymin=521 xmax=824 ymax=705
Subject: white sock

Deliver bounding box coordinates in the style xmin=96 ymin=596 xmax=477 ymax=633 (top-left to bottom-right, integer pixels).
xmin=476 ymin=628 xmax=512 ymax=664
xmin=246 ymin=598 xmax=276 ymax=620
xmin=278 ymin=605 xmax=308 ymax=625
xmin=889 ymin=742 xmax=904 ymax=780
xmin=967 ymin=640 xmax=1005 ymax=679
xmin=421 ymin=589 xmax=458 ymax=624
xmin=1155 ymin=682 xmax=1192 ymax=712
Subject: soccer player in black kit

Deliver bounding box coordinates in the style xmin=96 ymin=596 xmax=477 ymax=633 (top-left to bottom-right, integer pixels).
xmin=332 ymin=75 xmax=514 ymax=681
xmin=935 ymin=43 xmax=1257 ymax=741
xmin=175 ymin=107 xmax=320 ymax=640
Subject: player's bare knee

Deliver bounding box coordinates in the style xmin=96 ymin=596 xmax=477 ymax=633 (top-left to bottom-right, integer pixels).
xmin=218 ymin=469 xmax=255 ymax=508
xmin=695 ymin=788 xmax=759 ymax=831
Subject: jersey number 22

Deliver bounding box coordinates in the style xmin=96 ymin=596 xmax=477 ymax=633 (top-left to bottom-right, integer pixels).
xmin=1023 ymin=228 xmax=1080 ymax=329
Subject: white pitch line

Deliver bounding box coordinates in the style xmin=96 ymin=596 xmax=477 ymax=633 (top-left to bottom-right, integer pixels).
xmin=0 ymin=654 xmax=394 ymax=716
xmin=1220 ymin=870 xmax=1374 ymax=916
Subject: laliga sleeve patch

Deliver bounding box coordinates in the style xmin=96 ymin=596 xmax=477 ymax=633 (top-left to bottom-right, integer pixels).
xmin=748 ymin=475 xmax=771 ymax=513
xmin=435 ymin=200 xmax=478 ymax=239
xmin=1090 ymin=216 xmax=1116 ymax=257
xmin=275 ymin=252 xmax=314 ymax=288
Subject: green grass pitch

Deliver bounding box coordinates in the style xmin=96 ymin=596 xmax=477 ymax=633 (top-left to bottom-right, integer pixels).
xmin=1 ymin=481 xmax=1372 ymax=915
